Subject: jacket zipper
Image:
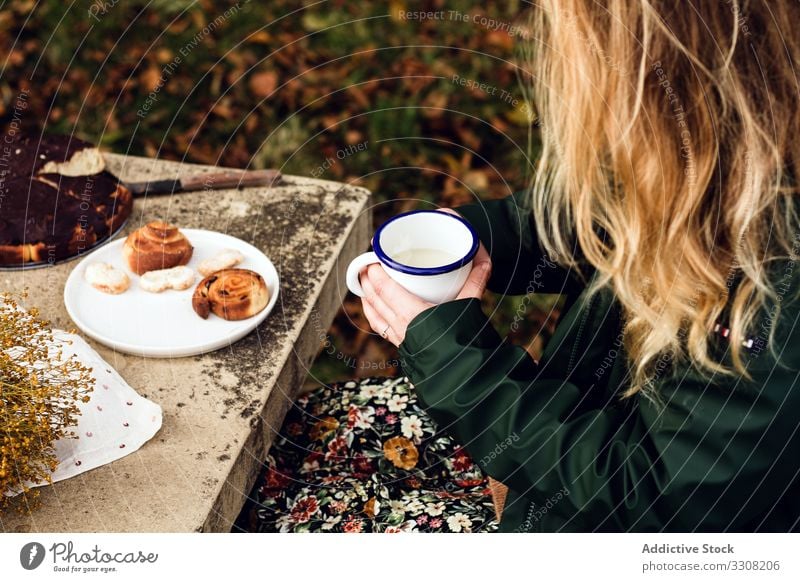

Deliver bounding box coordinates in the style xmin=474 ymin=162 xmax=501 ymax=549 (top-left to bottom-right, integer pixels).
xmin=520 ymin=501 xmax=538 ymax=532
xmin=520 ymin=292 xmax=598 ymax=532
xmin=566 ymin=294 xmax=595 ymax=375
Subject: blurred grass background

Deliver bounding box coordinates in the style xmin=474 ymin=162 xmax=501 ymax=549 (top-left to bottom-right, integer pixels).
xmin=0 ymin=0 xmax=562 ymax=386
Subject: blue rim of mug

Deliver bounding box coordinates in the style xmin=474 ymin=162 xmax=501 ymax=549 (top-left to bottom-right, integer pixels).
xmin=372 ymin=209 xmax=479 ymax=275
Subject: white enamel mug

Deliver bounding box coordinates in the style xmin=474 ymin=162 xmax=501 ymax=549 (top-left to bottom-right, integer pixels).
xmin=346 ymin=210 xmax=479 ymax=304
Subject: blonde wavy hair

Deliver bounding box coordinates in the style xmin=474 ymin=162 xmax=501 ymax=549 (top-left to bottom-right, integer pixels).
xmin=519 ymin=1 xmax=800 ymax=396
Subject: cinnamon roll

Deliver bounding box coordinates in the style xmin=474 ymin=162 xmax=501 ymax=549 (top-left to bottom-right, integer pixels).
xmin=123 ymin=221 xmax=193 ymax=275
xmin=192 ymin=268 xmax=270 ymax=321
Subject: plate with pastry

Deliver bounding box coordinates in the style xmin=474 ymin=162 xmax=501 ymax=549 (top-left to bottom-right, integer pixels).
xmin=63 ymin=221 xmax=280 ymax=357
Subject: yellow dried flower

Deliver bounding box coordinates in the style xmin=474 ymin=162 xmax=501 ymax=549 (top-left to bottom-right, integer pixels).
xmin=0 ymin=293 xmax=93 ymax=513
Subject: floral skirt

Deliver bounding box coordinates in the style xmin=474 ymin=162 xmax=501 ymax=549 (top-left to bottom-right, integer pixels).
xmin=238 ymin=376 xmax=498 ymax=533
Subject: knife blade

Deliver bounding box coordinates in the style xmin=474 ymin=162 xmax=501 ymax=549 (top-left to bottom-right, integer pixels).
xmin=124 ymin=169 xmax=282 ymax=196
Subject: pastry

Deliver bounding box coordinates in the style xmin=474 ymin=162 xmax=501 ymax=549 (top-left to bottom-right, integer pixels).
xmin=0 ymin=172 xmax=132 ymax=267
xmin=0 ymin=133 xmax=105 ymax=181
xmin=139 ymin=266 xmax=195 ymax=293
xmin=0 ymin=133 xmax=131 ymax=268
xmin=192 ymin=268 xmax=269 ymax=321
xmin=39 ymin=146 xmax=105 ymax=176
xmin=197 ymin=248 xmax=244 ymax=276
xmin=85 ymin=262 xmax=130 ymax=294
xmin=122 ymin=221 xmax=193 ymax=275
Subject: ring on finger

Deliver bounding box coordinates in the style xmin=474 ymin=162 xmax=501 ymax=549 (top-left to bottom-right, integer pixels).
xmin=381 ymin=323 xmax=391 ymax=338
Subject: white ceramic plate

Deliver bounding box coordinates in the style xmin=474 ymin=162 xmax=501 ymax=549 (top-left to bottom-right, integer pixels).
xmin=64 ymin=229 xmax=280 ymax=357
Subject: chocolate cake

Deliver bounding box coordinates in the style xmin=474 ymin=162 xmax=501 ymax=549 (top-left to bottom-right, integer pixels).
xmin=0 ymin=135 xmax=132 ymax=268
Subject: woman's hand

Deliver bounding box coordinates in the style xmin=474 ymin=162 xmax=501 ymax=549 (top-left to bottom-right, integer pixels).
xmin=359 ymin=211 xmax=491 ymax=347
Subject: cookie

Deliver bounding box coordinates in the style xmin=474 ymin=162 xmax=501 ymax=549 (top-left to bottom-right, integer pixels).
xmin=197 ymin=248 xmax=244 ymax=276
xmin=85 ymin=262 xmax=130 ymax=294
xmin=139 ymin=265 xmax=195 ymax=293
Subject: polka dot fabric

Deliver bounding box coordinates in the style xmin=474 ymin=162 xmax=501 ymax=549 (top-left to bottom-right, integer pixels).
xmin=27 ymin=331 xmax=163 ymax=488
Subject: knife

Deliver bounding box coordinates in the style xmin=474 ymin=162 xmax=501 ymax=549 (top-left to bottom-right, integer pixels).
xmin=124 ymin=169 xmax=282 ymax=196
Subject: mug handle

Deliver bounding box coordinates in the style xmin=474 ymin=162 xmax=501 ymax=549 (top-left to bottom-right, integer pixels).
xmin=346 ymin=251 xmax=380 ymax=297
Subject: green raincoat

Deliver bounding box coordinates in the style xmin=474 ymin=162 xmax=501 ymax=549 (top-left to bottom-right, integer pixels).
xmin=398 ymin=192 xmax=800 ymax=532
